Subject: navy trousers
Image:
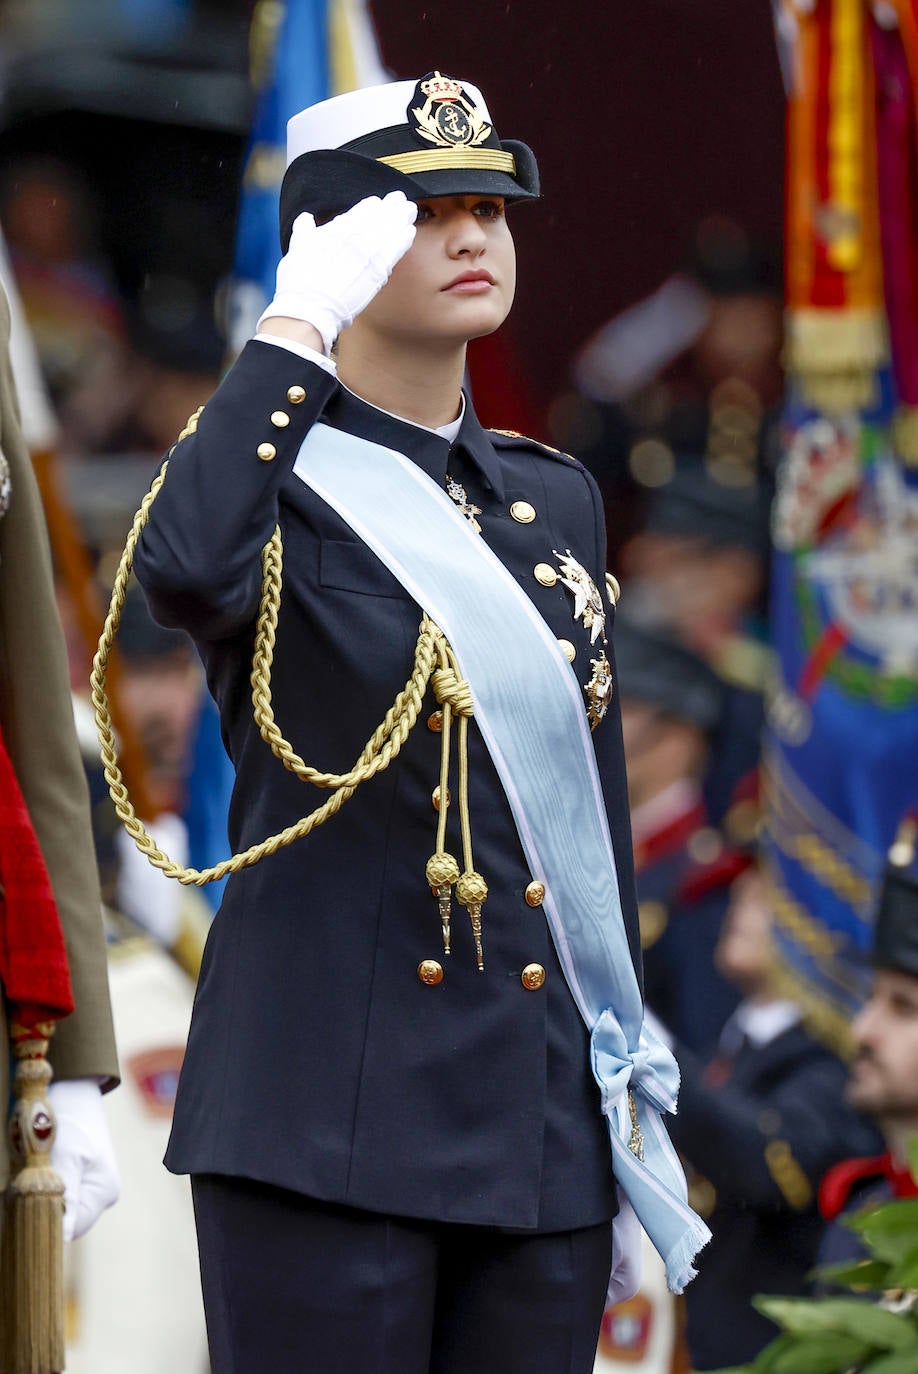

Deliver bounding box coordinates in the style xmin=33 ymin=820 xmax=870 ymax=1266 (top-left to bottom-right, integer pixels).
xmin=192 ymin=1175 xmax=613 ymax=1374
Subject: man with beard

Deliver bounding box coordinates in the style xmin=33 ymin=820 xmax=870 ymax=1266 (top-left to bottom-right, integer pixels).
xmin=819 ymin=821 xmax=918 ymax=1261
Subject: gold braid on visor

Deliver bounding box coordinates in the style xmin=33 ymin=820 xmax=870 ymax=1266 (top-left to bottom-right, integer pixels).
xmin=376 ymin=149 xmax=516 ymax=175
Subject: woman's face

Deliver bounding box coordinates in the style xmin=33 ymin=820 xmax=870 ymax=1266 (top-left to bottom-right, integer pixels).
xmin=353 ymin=193 xmax=516 ymax=347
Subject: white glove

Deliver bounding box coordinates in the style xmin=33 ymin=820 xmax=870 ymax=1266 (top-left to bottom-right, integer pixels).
xmin=115 ymin=811 xmax=188 ymax=947
xmin=49 ymin=1078 xmax=121 ymax=1242
xmin=607 ymin=1190 xmax=643 ymax=1305
xmin=258 ymin=191 xmax=418 ymax=353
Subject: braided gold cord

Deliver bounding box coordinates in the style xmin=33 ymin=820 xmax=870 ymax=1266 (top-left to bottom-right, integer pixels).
xmin=90 ymin=459 xmax=449 ymax=886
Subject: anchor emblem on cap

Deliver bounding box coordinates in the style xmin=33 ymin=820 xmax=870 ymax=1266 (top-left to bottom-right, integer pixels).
xmin=409 ymin=72 xmax=492 ymax=149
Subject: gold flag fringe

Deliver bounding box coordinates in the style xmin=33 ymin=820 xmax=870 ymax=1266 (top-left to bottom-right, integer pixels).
xmin=784 ymin=307 xmax=888 ymax=413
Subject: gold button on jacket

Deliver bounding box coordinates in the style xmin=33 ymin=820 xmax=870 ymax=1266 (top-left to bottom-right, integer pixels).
xmin=521 ymin=964 xmax=546 ymax=990
xmin=418 ymin=960 xmax=444 ymax=986
xmin=271 ymin=410 xmax=291 ymax=428
xmin=257 ymin=442 xmax=277 ymax=462
xmin=510 ymin=500 xmax=536 ymax=523
xmin=557 ymin=638 xmax=576 ymax=663
xmin=534 ymin=562 xmax=557 ymax=587
xmin=286 ymin=384 xmax=306 ymax=404
xmin=525 ymin=881 xmax=545 ymax=907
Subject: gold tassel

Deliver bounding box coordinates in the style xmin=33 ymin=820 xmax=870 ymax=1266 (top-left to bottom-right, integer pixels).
xmin=2 ymin=1021 xmax=66 ymax=1374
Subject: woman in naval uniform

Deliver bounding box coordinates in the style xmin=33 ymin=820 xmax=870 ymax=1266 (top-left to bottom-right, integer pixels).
xmin=131 ymin=72 xmax=701 ymax=1374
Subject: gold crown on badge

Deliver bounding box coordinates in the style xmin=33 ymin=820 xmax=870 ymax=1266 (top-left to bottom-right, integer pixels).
xmin=410 ymin=71 xmax=492 ymax=149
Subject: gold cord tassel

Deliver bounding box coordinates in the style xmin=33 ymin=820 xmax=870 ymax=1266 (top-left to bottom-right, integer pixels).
xmin=427 ymin=655 xmax=488 ymax=970
xmin=2 ymin=1022 xmax=65 ymax=1374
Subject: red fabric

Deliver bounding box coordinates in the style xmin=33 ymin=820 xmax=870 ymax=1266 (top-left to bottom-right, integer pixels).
xmin=675 ymin=848 xmax=755 ymax=907
xmin=883 ymin=1152 xmax=918 ymax=1200
xmin=817 ymin=1151 xmax=918 ymax=1221
xmin=633 ymin=801 xmax=707 ymax=875
xmin=0 ymin=717 xmax=74 ymax=1026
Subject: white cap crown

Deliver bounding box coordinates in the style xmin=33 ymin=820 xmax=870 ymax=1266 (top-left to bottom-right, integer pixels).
xmin=286 ymin=77 xmax=491 ymax=166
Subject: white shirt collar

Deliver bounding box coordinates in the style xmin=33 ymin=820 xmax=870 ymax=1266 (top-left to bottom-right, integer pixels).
xmin=720 ymin=999 xmax=801 ymax=1053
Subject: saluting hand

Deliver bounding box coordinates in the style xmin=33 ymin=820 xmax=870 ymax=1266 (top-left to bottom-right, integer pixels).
xmin=258 ymin=191 xmax=418 ymax=355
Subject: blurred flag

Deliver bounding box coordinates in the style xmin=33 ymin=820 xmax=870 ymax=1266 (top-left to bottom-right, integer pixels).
xmin=191 ymin=0 xmax=389 ymax=897
xmin=227 ymin=0 xmax=389 ymax=352
xmin=764 ymin=0 xmax=918 ymax=1047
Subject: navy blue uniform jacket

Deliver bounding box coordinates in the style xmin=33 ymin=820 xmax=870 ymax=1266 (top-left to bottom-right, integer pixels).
xmin=134 ymin=340 xmax=642 ymax=1233
xmin=668 ymin=1025 xmax=881 ymax=1369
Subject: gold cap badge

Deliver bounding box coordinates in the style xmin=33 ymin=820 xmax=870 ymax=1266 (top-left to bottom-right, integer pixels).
xmin=409 ymin=71 xmax=492 ymax=150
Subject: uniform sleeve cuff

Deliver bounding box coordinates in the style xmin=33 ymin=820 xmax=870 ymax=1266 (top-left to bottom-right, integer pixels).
xmin=254 ymin=333 xmax=337 ymax=375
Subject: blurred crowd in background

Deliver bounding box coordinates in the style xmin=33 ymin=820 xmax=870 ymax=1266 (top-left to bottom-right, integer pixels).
xmin=2 ymin=3 xmax=916 ymax=1373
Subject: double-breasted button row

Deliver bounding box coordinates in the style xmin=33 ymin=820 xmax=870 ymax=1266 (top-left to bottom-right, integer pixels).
xmin=416 ymin=959 xmax=546 ymax=990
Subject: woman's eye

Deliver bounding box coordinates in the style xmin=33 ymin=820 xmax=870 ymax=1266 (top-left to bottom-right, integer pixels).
xmin=474 ymin=200 xmax=504 ymax=219
xmin=415 ymin=204 xmax=434 ymax=224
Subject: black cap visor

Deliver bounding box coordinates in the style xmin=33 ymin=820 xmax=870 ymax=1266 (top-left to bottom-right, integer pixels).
xmin=279 ymin=140 xmax=538 ymax=251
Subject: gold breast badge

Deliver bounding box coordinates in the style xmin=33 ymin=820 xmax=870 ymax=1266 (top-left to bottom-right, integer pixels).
xmin=554 ymin=549 xmax=606 ymax=645
xmin=585 ymin=650 xmax=613 ymax=731
xmin=445 ymin=475 xmax=482 ymax=533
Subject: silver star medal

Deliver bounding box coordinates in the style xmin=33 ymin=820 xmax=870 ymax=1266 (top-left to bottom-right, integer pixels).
xmin=553 ymin=548 xmax=613 ymax=729
xmin=553 ymin=549 xmax=605 ymax=643
xmin=446 ymin=475 xmax=482 ymax=533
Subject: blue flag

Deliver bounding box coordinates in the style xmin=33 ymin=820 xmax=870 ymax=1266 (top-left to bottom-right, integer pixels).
xmin=764 ymin=375 xmax=918 ymax=1044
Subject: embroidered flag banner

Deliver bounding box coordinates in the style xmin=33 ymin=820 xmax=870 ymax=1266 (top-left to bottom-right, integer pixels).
xmin=766 ymin=0 xmax=918 ymax=1046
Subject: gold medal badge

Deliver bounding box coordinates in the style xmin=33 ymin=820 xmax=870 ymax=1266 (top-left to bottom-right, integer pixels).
xmin=584 ymin=651 xmax=614 ymax=731
xmin=409 ymin=72 xmax=493 ymax=149
xmin=554 ymin=549 xmax=606 ymax=645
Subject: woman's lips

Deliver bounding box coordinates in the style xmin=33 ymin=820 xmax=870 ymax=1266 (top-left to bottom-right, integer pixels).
xmin=443 ymin=272 xmax=495 ymax=294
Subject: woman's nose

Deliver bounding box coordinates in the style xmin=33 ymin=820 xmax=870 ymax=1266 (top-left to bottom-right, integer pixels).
xmin=448 ymin=212 xmax=487 ymax=256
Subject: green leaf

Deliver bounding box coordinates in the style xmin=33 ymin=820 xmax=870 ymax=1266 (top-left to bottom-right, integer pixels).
xmin=767 ymin=1332 xmax=874 ymax=1373
xmin=812 ymin=1257 xmax=892 ymax=1290
xmin=861 ymin=1341 xmax=918 ymax=1374
xmin=751 ymin=1333 xmax=810 ymax=1372
xmin=886 ymin=1240 xmax=918 ymax=1290
xmin=753 ymin=1295 xmax=914 ymax=1348
xmin=849 ymin=1200 xmax=918 ymax=1264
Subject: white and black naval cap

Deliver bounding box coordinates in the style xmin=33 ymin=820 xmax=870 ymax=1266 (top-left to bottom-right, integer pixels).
xmin=279 ymin=71 xmax=539 ymax=250
xmin=873 ymin=815 xmax=918 ymax=978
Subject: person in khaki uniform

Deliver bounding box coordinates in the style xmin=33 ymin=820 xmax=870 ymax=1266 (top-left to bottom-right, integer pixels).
xmin=0 ymin=279 xmax=120 ymax=1242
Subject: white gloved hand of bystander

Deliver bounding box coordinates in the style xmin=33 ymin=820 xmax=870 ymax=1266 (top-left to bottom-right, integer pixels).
xmin=258 ymin=191 xmax=418 ymax=354
xmin=607 ymin=1189 xmax=642 ymax=1305
xmin=49 ymin=1077 xmax=121 ymax=1242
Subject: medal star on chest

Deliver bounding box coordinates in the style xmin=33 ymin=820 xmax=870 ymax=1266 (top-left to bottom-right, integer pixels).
xmin=445 ymin=475 xmax=482 ymax=532
xmin=553 ymin=549 xmax=606 ymax=644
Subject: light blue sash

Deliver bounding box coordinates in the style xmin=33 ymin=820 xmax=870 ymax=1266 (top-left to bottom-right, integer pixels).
xmin=294 ymin=424 xmax=710 ymax=1291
